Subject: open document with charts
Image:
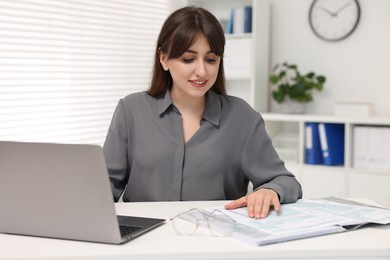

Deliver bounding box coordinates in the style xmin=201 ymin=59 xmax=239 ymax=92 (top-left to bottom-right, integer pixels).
xmin=173 ymin=197 xmax=390 ymax=246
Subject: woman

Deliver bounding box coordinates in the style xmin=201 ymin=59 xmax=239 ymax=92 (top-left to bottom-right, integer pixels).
xmin=103 ymin=6 xmax=302 ymax=219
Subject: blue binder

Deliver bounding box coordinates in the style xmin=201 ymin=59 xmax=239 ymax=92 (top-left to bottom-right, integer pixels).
xmin=226 ymin=8 xmax=234 ymax=34
xmin=305 ymin=122 xmax=323 ymax=165
xmin=318 ymin=123 xmax=345 ymax=165
xmin=244 ymin=6 xmax=252 ymax=33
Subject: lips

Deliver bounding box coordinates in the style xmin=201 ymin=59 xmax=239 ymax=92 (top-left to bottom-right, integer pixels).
xmin=189 ymin=80 xmax=207 ymax=88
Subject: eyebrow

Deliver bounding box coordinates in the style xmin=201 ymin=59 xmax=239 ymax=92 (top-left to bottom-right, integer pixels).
xmin=186 ymin=49 xmax=215 ymax=55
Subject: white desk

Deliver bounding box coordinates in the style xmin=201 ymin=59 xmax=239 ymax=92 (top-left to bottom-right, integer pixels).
xmin=1 ymin=200 xmax=389 ymax=260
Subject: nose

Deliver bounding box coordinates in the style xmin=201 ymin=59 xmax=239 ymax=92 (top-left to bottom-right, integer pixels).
xmin=194 ymin=59 xmax=207 ymax=77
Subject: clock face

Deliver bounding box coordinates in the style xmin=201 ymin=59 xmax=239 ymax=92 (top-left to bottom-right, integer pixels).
xmin=309 ymin=0 xmax=361 ymax=42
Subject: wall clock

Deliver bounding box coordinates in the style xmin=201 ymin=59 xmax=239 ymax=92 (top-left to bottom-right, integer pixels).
xmin=309 ymin=0 xmax=361 ymax=42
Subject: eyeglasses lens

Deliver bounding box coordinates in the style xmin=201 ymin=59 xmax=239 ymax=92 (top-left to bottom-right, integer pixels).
xmin=207 ymin=213 xmax=235 ymax=237
xmin=172 ymin=211 xmax=199 ymax=235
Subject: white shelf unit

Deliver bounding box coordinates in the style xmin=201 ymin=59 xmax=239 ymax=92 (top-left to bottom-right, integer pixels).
xmin=262 ymin=113 xmax=390 ymax=208
xmin=186 ymin=0 xmax=270 ymax=112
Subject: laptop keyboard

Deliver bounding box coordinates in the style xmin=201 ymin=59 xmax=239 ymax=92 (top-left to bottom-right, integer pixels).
xmin=119 ymin=225 xmax=143 ymax=236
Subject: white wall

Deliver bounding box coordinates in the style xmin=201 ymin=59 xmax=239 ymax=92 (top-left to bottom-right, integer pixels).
xmin=269 ymin=0 xmax=390 ymax=115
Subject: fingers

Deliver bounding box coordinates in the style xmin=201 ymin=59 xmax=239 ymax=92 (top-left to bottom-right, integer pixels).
xmin=247 ymin=189 xmax=280 ymax=219
xmin=273 ymin=198 xmax=281 ymax=213
xmin=224 ymin=189 xmax=281 ymax=219
xmin=224 ymin=196 xmax=248 ymax=210
xmin=247 ymin=194 xmax=260 ymax=218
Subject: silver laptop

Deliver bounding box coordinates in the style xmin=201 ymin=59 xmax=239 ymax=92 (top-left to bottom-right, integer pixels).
xmin=0 ymin=141 xmax=165 ymax=244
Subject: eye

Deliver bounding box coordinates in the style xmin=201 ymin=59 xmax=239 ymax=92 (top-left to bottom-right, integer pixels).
xmin=206 ymin=54 xmax=219 ymax=64
xmin=182 ymin=58 xmax=193 ymax=63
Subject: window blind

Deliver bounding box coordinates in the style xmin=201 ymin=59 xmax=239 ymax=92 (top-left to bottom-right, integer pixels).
xmin=0 ymin=0 xmax=183 ymax=145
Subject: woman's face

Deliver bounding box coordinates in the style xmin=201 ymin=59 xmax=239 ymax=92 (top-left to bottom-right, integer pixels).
xmin=160 ymin=34 xmax=221 ymax=100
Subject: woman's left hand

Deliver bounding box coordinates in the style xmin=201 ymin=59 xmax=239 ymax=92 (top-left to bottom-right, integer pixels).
xmin=224 ymin=188 xmax=280 ymax=219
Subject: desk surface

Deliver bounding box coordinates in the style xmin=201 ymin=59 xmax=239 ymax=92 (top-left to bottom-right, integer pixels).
xmin=1 ymin=199 xmax=389 ymax=260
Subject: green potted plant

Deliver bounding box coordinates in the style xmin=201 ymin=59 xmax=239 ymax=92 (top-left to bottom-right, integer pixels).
xmin=269 ymin=62 xmax=326 ymax=113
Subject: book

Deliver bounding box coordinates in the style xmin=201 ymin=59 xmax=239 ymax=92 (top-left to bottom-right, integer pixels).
xmin=318 ymin=123 xmax=345 ymax=165
xmin=233 ymin=6 xmax=245 ymax=34
xmin=243 ymin=6 xmax=252 ymax=33
xmin=367 ymin=126 xmax=385 ymax=170
xmin=178 ymin=197 xmax=390 ymax=246
xmin=353 ymin=125 xmax=390 ymax=171
xmin=229 ymin=6 xmax=252 ymax=34
xmin=226 ymin=9 xmax=234 ymax=34
xmin=353 ymin=125 xmax=369 ymax=169
xmin=305 ymin=122 xmax=323 ymax=164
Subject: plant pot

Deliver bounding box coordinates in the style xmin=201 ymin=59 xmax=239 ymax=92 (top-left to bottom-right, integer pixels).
xmin=281 ymin=97 xmax=305 ymax=114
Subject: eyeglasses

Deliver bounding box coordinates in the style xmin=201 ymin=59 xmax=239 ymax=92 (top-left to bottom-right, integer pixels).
xmin=170 ymin=208 xmax=237 ymax=237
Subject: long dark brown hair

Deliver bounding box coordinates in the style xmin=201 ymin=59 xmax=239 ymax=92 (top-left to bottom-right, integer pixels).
xmin=147 ymin=6 xmax=226 ymax=97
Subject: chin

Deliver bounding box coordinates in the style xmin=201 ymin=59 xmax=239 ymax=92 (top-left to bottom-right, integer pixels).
xmin=190 ymin=89 xmax=209 ymax=98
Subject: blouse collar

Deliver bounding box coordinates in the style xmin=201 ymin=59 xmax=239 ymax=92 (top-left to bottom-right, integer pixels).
xmin=157 ymin=89 xmax=221 ymax=126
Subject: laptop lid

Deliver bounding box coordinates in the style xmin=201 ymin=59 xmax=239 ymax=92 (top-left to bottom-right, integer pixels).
xmin=0 ymin=141 xmax=165 ymax=244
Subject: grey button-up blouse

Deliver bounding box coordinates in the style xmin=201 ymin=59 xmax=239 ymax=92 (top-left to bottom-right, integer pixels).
xmin=103 ymin=90 xmax=302 ymax=203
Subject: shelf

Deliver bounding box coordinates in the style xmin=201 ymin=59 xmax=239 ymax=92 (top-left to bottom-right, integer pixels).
xmin=225 ymin=33 xmax=252 ymax=39
xmin=262 ymin=113 xmax=390 ymax=208
xmin=263 ymin=113 xmax=390 ymax=125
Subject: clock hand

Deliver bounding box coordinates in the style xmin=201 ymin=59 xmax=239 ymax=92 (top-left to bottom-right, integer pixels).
xmin=320 ymin=6 xmax=336 ymax=17
xmin=334 ymin=1 xmax=353 ymax=15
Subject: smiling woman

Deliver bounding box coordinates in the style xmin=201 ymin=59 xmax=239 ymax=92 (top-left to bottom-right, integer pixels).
xmin=0 ymin=0 xmax=182 ymax=145
xmin=103 ymin=6 xmax=302 ymax=219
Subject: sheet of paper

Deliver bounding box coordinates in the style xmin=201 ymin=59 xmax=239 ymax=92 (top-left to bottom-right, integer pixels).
xmin=180 ymin=198 xmax=390 ymax=246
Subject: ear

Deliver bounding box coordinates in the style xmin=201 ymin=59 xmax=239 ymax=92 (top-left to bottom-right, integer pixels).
xmin=159 ymin=49 xmax=169 ymax=71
